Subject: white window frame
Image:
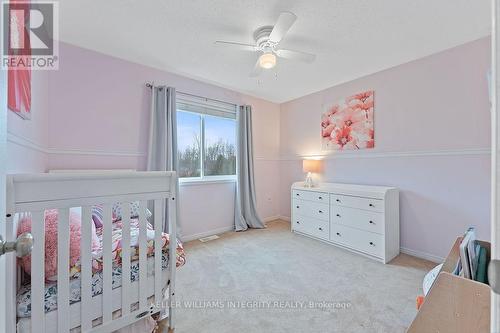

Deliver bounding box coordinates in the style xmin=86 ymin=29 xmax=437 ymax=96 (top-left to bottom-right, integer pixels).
xmin=176 ymin=94 xmax=237 ymax=185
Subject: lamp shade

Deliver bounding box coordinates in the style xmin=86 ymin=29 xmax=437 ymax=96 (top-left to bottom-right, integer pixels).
xmin=259 ymin=53 xmax=276 ymax=69
xmin=303 ymin=159 xmax=322 ymax=173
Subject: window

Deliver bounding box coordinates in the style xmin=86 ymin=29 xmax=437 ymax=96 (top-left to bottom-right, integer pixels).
xmin=177 ymin=111 xmax=201 ymax=178
xmin=177 ymin=96 xmax=237 ymax=181
xmin=204 ymin=115 xmax=236 ymax=176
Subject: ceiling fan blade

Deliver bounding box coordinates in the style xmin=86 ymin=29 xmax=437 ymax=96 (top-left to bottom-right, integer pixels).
xmin=276 ymin=49 xmax=316 ymax=63
xmin=214 ymin=41 xmax=257 ymax=52
xmin=249 ymin=58 xmax=263 ymax=77
xmin=269 ymin=11 xmax=297 ymax=44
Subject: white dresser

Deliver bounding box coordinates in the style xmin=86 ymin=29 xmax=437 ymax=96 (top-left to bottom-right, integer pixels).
xmin=291 ymin=182 xmax=399 ymax=263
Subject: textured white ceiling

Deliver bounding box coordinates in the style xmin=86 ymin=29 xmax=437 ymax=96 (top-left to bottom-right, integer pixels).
xmin=58 ymin=0 xmax=490 ymax=103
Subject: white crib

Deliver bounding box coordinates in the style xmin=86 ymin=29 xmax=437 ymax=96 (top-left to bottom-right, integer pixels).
xmin=4 ymin=171 xmax=178 ymax=333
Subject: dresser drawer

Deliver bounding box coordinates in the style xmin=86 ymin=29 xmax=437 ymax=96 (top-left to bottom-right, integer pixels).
xmin=292 ymin=190 xmax=329 ymax=204
xmin=292 ymin=215 xmax=329 ymax=240
xmin=330 ymin=224 xmax=384 ymax=258
xmin=331 ymin=205 xmax=384 ymax=234
xmin=292 ymin=216 xmax=308 ymax=234
xmin=330 ymin=194 xmax=384 ymax=212
xmin=309 ymin=219 xmax=329 ymax=240
xmin=293 ymin=199 xmax=329 ymax=221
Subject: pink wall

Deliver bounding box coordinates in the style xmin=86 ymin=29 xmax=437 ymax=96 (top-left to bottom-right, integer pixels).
xmin=46 ymin=43 xmax=281 ymax=240
xmin=279 ymin=37 xmax=491 ymax=261
xmin=6 ymin=37 xmax=491 ymax=259
xmin=6 ymin=71 xmax=49 ymax=173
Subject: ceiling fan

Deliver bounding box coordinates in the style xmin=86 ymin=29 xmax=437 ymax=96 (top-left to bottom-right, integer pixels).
xmin=214 ymin=11 xmax=316 ymax=77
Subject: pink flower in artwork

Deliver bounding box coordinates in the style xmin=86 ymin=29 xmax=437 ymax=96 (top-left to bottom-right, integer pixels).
xmin=361 ymin=99 xmax=374 ymax=110
xmin=351 ymin=100 xmax=373 ymax=112
xmin=366 ymin=138 xmax=374 ymax=148
xmin=332 ymin=126 xmax=356 ymax=149
xmin=321 ymin=114 xmax=330 ymax=128
xmin=326 ymin=105 xmax=339 ymax=116
xmin=322 ymin=123 xmax=336 ymax=138
xmin=352 ymin=127 xmax=374 ymax=149
xmin=336 ymin=107 xmax=365 ymax=130
xmin=348 ymin=91 xmax=373 ymax=103
xmin=322 ymin=90 xmax=374 ymax=150
xmin=351 ymin=100 xmax=373 ymax=119
xmin=367 ymin=128 xmax=374 ymax=148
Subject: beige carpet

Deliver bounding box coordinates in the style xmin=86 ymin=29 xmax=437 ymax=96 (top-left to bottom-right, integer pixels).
xmin=174 ymin=220 xmax=436 ymax=333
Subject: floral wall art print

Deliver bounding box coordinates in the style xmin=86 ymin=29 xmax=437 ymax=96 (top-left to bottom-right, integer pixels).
xmin=7 ymin=0 xmax=32 ymax=119
xmin=321 ymin=90 xmax=374 ymax=150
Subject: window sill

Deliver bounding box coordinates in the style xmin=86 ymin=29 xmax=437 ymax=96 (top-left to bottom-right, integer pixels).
xmin=179 ymin=177 xmax=237 ymax=186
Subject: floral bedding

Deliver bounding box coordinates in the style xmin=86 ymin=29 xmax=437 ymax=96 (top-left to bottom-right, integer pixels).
xmin=17 ymin=217 xmax=186 ymax=317
xmin=17 ymin=253 xmax=169 ymax=317
xmin=63 ymin=218 xmax=186 ymax=281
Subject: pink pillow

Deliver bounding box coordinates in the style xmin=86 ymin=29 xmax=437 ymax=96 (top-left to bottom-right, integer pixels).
xmin=17 ymin=209 xmax=100 ymax=280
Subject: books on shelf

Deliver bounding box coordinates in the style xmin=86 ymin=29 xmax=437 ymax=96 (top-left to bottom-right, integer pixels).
xmin=453 ymin=227 xmax=488 ymax=283
xmin=476 ymin=246 xmax=488 ymax=284
xmin=460 ymin=227 xmax=474 ymax=279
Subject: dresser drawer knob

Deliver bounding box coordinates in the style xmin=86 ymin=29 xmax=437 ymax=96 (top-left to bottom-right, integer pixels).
xmin=318 ymin=196 xmax=323 ymax=200
xmin=336 ymin=232 xmax=341 ymax=236
xmin=369 ymin=203 xmax=374 ymax=207
xmin=319 ymin=227 xmax=323 ymax=231
xmin=296 ymin=221 xmax=300 ymax=224
xmin=336 ymin=199 xmax=341 ymax=202
xmin=318 ymin=210 xmax=323 ymax=214
xmin=336 ymin=214 xmax=341 ymax=217
xmin=296 ymin=193 xmax=300 ymax=196
xmin=369 ymin=242 xmax=375 ymax=246
xmin=296 ymin=205 xmax=300 ymax=209
xmin=369 ymin=220 xmax=375 ymax=224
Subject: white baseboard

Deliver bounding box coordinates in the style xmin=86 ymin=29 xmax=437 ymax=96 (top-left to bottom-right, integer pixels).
xmin=400 ymin=247 xmax=444 ymax=264
xmin=181 ymin=215 xmax=290 ymax=242
xmin=263 ymin=215 xmax=291 ymax=222
xmin=181 ymin=226 xmax=234 ymax=242
xmin=262 ymin=215 xmax=281 ymax=222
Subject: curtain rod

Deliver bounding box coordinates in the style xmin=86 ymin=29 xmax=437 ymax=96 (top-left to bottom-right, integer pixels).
xmin=145 ymin=82 xmax=237 ymax=108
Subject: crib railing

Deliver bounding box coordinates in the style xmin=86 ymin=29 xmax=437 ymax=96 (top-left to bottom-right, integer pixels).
xmin=5 ymin=171 xmax=177 ymax=333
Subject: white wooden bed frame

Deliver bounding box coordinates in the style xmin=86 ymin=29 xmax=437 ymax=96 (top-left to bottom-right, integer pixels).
xmin=4 ymin=171 xmax=178 ymax=333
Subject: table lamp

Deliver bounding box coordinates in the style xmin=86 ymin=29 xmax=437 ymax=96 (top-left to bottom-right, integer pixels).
xmin=303 ymin=159 xmax=322 ymax=188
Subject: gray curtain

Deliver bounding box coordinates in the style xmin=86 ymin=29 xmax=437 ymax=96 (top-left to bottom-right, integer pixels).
xmin=234 ymin=105 xmax=265 ymax=231
xmin=147 ymin=86 xmax=181 ymax=234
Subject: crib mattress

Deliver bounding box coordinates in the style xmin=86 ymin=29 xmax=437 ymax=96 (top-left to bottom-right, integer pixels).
xmin=17 ymin=253 xmax=169 ymax=317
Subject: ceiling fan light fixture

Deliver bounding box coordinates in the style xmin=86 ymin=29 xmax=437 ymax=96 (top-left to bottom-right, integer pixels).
xmin=259 ymin=52 xmax=276 ymax=69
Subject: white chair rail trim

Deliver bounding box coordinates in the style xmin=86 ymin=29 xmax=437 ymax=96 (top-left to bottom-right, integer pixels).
xmin=280 ymin=147 xmax=490 ymax=161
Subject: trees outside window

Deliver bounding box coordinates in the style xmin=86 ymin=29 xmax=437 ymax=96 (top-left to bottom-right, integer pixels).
xmin=177 ymin=110 xmax=236 ymax=179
